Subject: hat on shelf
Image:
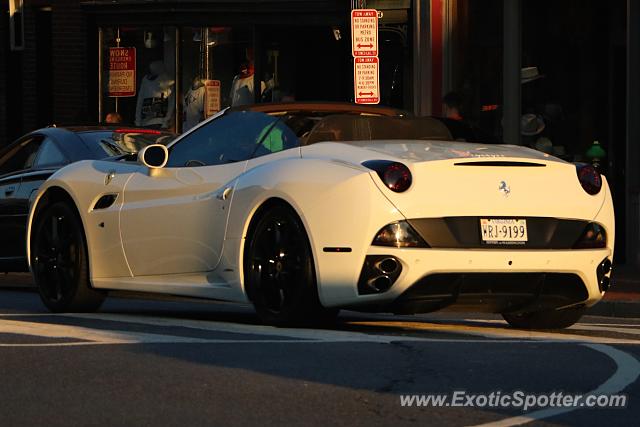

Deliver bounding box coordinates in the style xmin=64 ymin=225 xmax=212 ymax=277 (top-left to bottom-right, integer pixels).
xmin=520 ymin=113 xmax=546 ymax=136
xmin=521 ymin=66 xmax=545 ymax=84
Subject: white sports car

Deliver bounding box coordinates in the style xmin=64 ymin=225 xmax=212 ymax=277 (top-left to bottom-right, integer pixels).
xmin=27 ymin=103 xmax=614 ymax=329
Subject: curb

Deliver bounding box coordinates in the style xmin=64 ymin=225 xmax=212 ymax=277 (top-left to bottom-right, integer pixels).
xmin=587 ymin=301 xmax=640 ymax=318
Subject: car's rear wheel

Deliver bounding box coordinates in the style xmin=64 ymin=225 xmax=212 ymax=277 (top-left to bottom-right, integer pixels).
xmin=502 ymin=307 xmax=585 ymax=329
xmin=244 ymin=204 xmax=338 ymax=326
xmin=31 ymin=201 xmax=106 ymax=312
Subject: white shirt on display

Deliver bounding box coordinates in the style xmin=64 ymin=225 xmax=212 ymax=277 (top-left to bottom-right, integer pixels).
xmin=135 ymin=74 xmax=175 ymax=128
xmin=230 ymin=74 xmax=266 ymax=106
xmin=183 ymin=84 xmax=206 ymax=131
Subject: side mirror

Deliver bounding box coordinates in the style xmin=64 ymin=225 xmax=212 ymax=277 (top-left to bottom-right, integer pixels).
xmin=139 ymin=144 xmax=168 ymax=170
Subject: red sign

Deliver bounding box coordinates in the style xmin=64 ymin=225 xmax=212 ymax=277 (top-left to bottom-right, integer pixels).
xmin=351 ymin=9 xmax=378 ymax=57
xmin=354 ymin=56 xmax=379 ymax=104
xmin=108 ymin=47 xmax=136 ymax=97
xmin=204 ymin=80 xmax=221 ymax=117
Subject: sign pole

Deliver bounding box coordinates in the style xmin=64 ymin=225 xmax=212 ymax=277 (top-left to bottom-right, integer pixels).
xmin=115 ymin=28 xmax=121 ymax=113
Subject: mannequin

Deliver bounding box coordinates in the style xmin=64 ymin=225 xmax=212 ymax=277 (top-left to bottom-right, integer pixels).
xmin=182 ymin=76 xmax=206 ymax=131
xmin=229 ymin=61 xmax=266 ymax=106
xmin=135 ymin=60 xmax=175 ymax=128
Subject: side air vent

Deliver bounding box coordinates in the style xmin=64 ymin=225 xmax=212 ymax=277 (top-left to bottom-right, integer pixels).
xmin=93 ymin=194 xmax=118 ymax=210
xmin=454 ymin=161 xmax=546 ymax=167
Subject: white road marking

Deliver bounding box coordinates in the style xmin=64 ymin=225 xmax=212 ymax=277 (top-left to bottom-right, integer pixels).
xmin=349 ymin=320 xmax=640 ymax=345
xmin=583 ymin=322 xmax=640 ymax=328
xmin=0 ymin=319 xmax=214 ymax=344
xmin=571 ymin=324 xmax=640 ymax=336
xmin=460 ymin=318 xmax=640 ymax=341
xmin=2 ymin=313 xmax=640 ymax=346
xmin=469 ymin=343 xmax=640 ymax=427
xmin=0 ymin=340 xmax=331 ymax=347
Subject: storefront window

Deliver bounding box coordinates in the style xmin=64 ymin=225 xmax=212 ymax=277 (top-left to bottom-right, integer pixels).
xmin=520 ymin=0 xmax=624 ymax=171
xmin=257 ymin=26 xmax=351 ymax=104
xmin=180 ymin=26 xmax=252 ymax=131
xmin=101 ymin=26 xmax=177 ymax=131
xmin=99 ymin=23 xmax=361 ymax=134
xmin=446 ymin=0 xmax=503 ymax=143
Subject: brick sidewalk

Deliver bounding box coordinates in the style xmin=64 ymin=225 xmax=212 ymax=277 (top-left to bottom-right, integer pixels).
xmin=604 ymin=267 xmax=640 ymax=302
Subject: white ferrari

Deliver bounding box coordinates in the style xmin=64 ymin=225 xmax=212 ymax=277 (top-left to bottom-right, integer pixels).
xmin=27 ymin=103 xmax=614 ymax=328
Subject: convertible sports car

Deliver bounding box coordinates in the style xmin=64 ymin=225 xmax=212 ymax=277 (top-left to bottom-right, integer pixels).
xmin=0 ymin=125 xmax=174 ymax=272
xmin=26 ymin=103 xmax=614 ymax=329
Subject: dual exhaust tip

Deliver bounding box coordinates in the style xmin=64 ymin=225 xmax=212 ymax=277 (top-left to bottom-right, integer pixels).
xmin=597 ymin=258 xmax=612 ymax=292
xmin=358 ymin=256 xmax=402 ymax=294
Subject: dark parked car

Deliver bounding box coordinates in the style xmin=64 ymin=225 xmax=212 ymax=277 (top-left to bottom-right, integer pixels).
xmin=0 ymin=126 xmax=174 ymax=272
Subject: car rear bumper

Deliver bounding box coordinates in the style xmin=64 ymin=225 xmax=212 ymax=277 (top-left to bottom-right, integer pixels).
xmin=387 ymin=272 xmax=588 ymax=314
xmin=335 ymin=247 xmax=612 ymax=313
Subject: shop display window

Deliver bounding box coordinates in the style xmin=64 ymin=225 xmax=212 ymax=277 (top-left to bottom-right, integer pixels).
xmin=100 ymin=26 xmax=177 ymax=131
xmin=98 ymin=24 xmax=360 ymax=134
xmin=180 ymin=26 xmax=252 ymax=132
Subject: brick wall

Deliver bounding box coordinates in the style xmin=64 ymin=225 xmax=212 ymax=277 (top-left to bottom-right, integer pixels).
xmin=0 ymin=1 xmax=8 ymax=146
xmin=52 ymin=0 xmax=88 ymax=124
xmin=21 ymin=4 xmax=38 ymax=132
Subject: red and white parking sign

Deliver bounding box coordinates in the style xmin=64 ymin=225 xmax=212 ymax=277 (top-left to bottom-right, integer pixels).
xmin=351 ymin=9 xmax=378 ymax=57
xmin=354 ymin=56 xmax=379 ymax=104
xmin=204 ymin=80 xmax=221 ymax=117
xmin=108 ymin=47 xmax=136 ymax=97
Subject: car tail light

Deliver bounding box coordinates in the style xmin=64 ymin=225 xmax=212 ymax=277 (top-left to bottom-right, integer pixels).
xmin=573 ymin=222 xmax=607 ymax=249
xmin=373 ymin=221 xmax=429 ymax=248
xmin=115 ymin=128 xmax=162 ymax=135
xmin=576 ymin=164 xmax=602 ymax=195
xmin=363 ymin=160 xmax=412 ymax=192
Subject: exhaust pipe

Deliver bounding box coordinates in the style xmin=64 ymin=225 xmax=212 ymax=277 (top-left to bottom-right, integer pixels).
xmin=375 ymin=257 xmax=400 ymax=275
xmin=367 ymin=275 xmax=393 ymax=293
xmin=596 ymin=257 xmax=613 ymax=293
xmin=600 ymin=259 xmax=612 ymax=275
xmin=358 ymin=255 xmax=403 ymax=295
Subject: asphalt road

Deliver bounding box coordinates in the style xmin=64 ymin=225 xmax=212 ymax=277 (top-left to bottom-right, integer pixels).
xmin=1 ymin=287 xmax=639 ymax=427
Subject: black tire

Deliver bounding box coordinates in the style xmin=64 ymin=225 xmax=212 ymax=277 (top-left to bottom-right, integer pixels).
xmin=502 ymin=307 xmax=585 ymax=330
xmin=244 ymin=204 xmax=338 ymax=326
xmin=31 ymin=201 xmax=106 ymax=312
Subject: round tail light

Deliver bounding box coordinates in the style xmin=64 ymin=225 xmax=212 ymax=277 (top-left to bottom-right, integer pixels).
xmin=576 ymin=164 xmax=602 ymax=195
xmin=363 ymin=160 xmax=412 ymax=193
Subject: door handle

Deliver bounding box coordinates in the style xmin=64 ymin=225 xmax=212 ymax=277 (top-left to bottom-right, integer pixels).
xmin=4 ymin=186 xmax=15 ymax=196
xmin=216 ymin=187 xmax=233 ymax=201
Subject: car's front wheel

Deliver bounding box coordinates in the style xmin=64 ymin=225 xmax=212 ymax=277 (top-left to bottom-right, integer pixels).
xmin=502 ymin=307 xmax=585 ymax=329
xmin=31 ymin=201 xmax=106 ymax=312
xmin=244 ymin=204 xmax=338 ymax=326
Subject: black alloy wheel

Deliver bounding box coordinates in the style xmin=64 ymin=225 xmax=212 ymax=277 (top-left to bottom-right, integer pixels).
xmin=502 ymin=307 xmax=585 ymax=330
xmin=245 ymin=204 xmax=338 ymax=326
xmin=31 ymin=201 xmax=106 ymax=312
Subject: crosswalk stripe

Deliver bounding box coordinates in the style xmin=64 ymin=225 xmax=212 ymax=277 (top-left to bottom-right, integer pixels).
xmin=347 ymin=320 xmax=640 ymax=345
xmin=1 ymin=313 xmax=640 ymax=346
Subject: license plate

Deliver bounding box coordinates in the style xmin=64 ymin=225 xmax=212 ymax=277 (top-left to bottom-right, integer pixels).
xmin=480 ymin=219 xmax=528 ymax=244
